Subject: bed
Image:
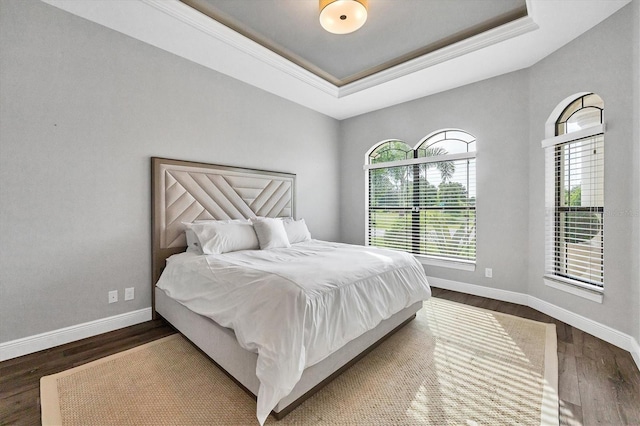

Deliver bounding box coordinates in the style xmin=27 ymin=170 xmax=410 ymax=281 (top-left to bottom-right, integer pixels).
xmin=151 ymin=157 xmax=431 ymax=425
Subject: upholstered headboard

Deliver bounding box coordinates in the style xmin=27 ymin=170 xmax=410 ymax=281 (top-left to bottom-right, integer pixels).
xmin=151 ymin=157 xmax=296 ymax=312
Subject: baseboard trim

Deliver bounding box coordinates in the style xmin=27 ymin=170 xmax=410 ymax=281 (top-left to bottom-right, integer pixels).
xmin=0 ymin=308 xmax=152 ymax=362
xmin=428 ymin=276 xmax=529 ymax=305
xmin=428 ymin=276 xmax=640 ymax=372
xmin=527 ymin=296 xmax=633 ymax=352
xmin=3 ymin=282 xmax=638 ymax=373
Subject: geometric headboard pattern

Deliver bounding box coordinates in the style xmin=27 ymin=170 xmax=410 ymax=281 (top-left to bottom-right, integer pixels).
xmin=151 ymin=157 xmax=296 ymax=309
xmin=159 ymin=164 xmax=294 ymax=249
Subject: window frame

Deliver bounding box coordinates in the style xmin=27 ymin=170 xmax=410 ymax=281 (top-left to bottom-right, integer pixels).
xmin=542 ymin=93 xmax=605 ymax=300
xmin=364 ymin=130 xmax=477 ymax=268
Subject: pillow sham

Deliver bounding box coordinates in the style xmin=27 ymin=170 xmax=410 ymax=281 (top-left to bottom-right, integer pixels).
xmin=183 ymin=219 xmax=250 ymax=253
xmin=283 ymin=218 xmax=311 ymax=244
xmin=186 ymin=220 xmax=259 ymax=255
xmin=252 ymin=218 xmax=291 ymax=250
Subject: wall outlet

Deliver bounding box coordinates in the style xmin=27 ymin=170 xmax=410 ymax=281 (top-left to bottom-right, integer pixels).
xmin=124 ymin=287 xmax=135 ymax=301
xmin=108 ymin=290 xmax=118 ymax=304
xmin=485 ymin=268 xmax=493 ymax=278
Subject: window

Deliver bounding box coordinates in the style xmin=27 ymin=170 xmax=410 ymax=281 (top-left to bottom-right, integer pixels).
xmin=365 ymin=130 xmax=476 ymax=264
xmin=542 ymin=93 xmax=604 ymax=291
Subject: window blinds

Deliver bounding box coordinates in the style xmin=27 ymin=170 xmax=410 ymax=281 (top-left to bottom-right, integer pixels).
xmin=367 ymin=157 xmax=476 ymax=262
xmin=544 ymin=131 xmax=604 ymax=288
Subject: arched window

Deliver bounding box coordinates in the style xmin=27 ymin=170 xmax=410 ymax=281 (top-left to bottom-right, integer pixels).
xmin=365 ymin=130 xmax=476 ymax=264
xmin=368 ymin=140 xmax=413 ymax=164
xmin=542 ymin=93 xmax=604 ymax=291
xmin=416 ymin=129 xmax=476 ymax=157
xmin=555 ymin=93 xmax=604 ymax=135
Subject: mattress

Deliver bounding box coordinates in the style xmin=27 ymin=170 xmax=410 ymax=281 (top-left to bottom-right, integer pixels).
xmin=156 ymin=240 xmax=431 ymax=425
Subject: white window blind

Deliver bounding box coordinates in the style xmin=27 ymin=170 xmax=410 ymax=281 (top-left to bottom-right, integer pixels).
xmin=366 ymin=132 xmax=476 ymax=263
xmin=544 ymin=124 xmax=604 ymax=289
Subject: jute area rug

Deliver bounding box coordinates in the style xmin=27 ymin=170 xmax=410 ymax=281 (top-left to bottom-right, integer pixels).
xmin=41 ymin=298 xmax=559 ymax=425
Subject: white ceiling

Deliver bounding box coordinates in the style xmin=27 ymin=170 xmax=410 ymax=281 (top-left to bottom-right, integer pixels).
xmin=42 ymin=0 xmax=631 ymax=120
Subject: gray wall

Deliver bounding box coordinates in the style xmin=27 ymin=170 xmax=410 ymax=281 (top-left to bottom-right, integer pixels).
xmin=0 ymin=0 xmax=340 ymax=342
xmin=340 ymin=70 xmax=531 ymax=293
xmin=631 ymin=0 xmax=640 ymax=347
xmin=1 ymin=0 xmax=638 ymax=348
xmin=341 ymin=3 xmax=639 ymax=337
xmin=527 ymin=4 xmax=637 ymax=335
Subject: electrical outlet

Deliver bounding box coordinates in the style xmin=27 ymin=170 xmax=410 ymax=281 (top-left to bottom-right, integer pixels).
xmin=125 ymin=287 xmax=135 ymax=301
xmin=485 ymin=268 xmax=493 ymax=278
xmin=108 ymin=290 xmax=118 ymax=304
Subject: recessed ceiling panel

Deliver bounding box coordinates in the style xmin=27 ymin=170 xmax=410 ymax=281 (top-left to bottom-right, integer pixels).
xmin=181 ymin=0 xmax=527 ymax=86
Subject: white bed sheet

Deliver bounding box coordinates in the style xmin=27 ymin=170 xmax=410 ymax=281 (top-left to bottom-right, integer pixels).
xmin=156 ymin=240 xmax=431 ymax=425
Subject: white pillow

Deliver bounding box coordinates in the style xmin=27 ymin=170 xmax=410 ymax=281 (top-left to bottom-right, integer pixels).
xmin=187 ymin=221 xmax=259 ymax=254
xmin=183 ymin=219 xmax=249 ymax=253
xmin=252 ymin=218 xmax=291 ymax=250
xmin=283 ymin=218 xmax=311 ymax=244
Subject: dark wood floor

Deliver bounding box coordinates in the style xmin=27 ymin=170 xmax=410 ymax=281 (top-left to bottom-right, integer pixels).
xmin=430 ymin=288 xmax=640 ymax=426
xmin=0 ymin=319 xmax=176 ymax=426
xmin=1 ymin=288 xmax=639 ymax=425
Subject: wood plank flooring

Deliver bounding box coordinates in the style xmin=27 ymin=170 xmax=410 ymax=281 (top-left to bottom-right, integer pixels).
xmin=0 ymin=319 xmax=175 ymax=426
xmin=430 ymin=288 xmax=640 ymax=426
xmin=1 ymin=288 xmax=638 ymax=425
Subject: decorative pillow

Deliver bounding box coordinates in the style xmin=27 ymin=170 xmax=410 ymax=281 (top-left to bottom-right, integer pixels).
xmin=187 ymin=220 xmax=259 ymax=255
xmin=283 ymin=218 xmax=311 ymax=244
xmin=252 ymin=218 xmax=291 ymax=250
xmin=183 ymin=219 xmax=249 ymax=254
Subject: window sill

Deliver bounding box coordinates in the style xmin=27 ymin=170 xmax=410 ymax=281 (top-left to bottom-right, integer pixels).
xmin=415 ymin=255 xmax=476 ymax=272
xmin=543 ymin=276 xmax=603 ymax=303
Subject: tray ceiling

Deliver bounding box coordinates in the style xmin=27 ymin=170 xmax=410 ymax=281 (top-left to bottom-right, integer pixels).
xmin=181 ymin=0 xmax=528 ymax=86
xmin=41 ymin=0 xmax=631 ymax=119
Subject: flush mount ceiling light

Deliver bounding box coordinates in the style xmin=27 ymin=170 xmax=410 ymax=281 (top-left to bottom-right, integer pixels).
xmin=319 ymin=0 xmax=368 ymax=35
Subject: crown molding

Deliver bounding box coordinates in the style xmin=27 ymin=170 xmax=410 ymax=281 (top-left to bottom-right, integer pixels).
xmin=339 ymin=15 xmax=538 ymax=97
xmin=39 ymin=0 xmax=631 ymax=119
xmin=144 ymin=0 xmax=538 ymax=100
xmin=142 ymin=0 xmax=340 ymax=98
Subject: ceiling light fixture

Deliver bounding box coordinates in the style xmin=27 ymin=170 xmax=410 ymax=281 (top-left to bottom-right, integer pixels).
xmin=319 ymin=0 xmax=368 ymax=35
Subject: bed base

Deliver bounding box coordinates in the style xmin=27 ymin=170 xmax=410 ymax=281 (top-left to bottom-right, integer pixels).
xmin=155 ymin=287 xmax=421 ymax=418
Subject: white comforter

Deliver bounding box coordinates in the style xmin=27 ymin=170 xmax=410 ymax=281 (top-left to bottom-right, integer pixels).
xmin=156 ymin=240 xmax=431 ymax=424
